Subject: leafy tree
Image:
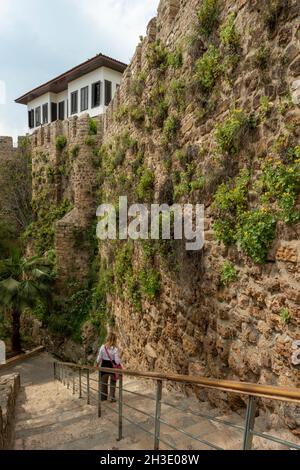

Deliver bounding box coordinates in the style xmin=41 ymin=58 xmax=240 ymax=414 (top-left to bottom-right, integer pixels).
xmin=0 ymin=249 xmax=53 ymax=353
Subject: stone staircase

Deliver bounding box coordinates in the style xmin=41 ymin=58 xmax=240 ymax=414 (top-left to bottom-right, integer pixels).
xmin=2 ymin=352 xmax=298 ymax=450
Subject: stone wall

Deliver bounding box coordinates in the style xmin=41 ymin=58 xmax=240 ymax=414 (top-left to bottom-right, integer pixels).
xmin=29 ymin=114 xmax=103 ymax=286
xmin=98 ymin=0 xmax=300 ymax=432
xmin=0 ymin=136 xmax=16 ymax=162
xmin=0 ymin=373 xmax=20 ymax=450
xmin=0 ymin=136 xmax=16 ymax=202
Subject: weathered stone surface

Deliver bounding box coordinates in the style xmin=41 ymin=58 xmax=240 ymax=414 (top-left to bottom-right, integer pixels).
xmin=291 ymin=79 xmax=300 ymax=105
xmin=290 ymin=58 xmax=300 ymax=77
xmin=145 ymin=344 xmax=158 ymax=360
xmin=0 ymin=374 xmax=20 ymax=450
xmin=276 ymin=245 xmax=298 ymax=263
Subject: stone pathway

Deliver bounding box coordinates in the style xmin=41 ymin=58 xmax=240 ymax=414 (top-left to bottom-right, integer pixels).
xmin=2 ymin=352 xmax=299 ymax=450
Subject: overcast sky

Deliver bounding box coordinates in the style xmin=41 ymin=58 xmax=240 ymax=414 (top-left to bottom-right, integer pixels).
xmin=0 ymin=0 xmax=159 ymax=143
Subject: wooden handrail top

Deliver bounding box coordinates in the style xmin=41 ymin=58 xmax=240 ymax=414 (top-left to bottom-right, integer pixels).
xmin=55 ymin=361 xmax=300 ymax=404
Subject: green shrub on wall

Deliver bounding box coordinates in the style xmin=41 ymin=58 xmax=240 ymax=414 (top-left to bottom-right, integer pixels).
xmin=71 ymin=145 xmax=80 ymax=159
xmin=23 ymin=198 xmax=73 ymax=255
xmin=85 ymin=135 xmax=97 ymax=146
xmin=220 ymin=13 xmax=240 ymax=52
xmin=147 ymin=40 xmax=169 ymax=72
xmin=213 ymin=147 xmax=300 ymax=264
xmin=254 ymin=46 xmax=270 ymax=70
xmin=173 ymin=163 xmax=206 ymax=201
xmin=194 ymin=46 xmax=222 ymax=92
xmin=220 ymin=261 xmax=238 ymax=287
xmin=89 ymin=118 xmax=98 ymax=135
xmin=139 ymin=269 xmax=161 ymax=299
xmin=163 ymin=115 xmax=181 ymax=143
xmin=47 ymin=167 xmax=55 ymax=183
xmin=131 ymin=72 xmax=146 ymax=97
xmin=115 ymin=105 xmax=129 ymax=122
xmin=56 ymin=135 xmax=67 ymax=151
xmin=280 ymin=307 xmax=290 ymax=324
xmin=237 ymin=209 xmax=277 ymax=264
xmin=215 ymin=109 xmax=255 ymax=155
xmin=136 ymin=169 xmax=155 ymax=201
xmin=147 ymin=84 xmax=169 ymax=128
xmin=126 ymin=274 xmax=142 ymax=312
xmin=114 ymin=242 xmax=133 ymax=290
xmin=197 ymin=0 xmax=220 ymax=38
xmin=167 ymin=47 xmax=183 ymax=69
xmin=213 ymin=169 xmax=250 ymax=245
xmin=168 ymin=79 xmax=186 ymax=111
xmin=130 ymin=106 xmax=145 ymax=125
xmin=260 ymin=159 xmax=300 ymax=224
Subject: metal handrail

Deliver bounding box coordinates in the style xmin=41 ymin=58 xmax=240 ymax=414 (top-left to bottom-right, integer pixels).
xmin=161 ymin=399 xmax=245 ymax=431
xmin=53 ymin=361 xmax=300 ymax=450
xmin=55 ymin=361 xmax=300 ymax=404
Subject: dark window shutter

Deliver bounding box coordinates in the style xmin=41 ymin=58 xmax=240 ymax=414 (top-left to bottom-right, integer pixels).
xmin=35 ymin=107 xmax=41 ymax=126
xmin=105 ymin=80 xmax=112 ymax=106
xmin=28 ymin=110 xmax=34 ymax=129
xmin=80 ymin=87 xmax=88 ymax=111
xmin=58 ymin=101 xmax=65 ymax=120
xmin=51 ymin=102 xmax=57 ymax=122
xmin=71 ymin=91 xmax=78 ymax=114
xmin=43 ymin=104 xmax=48 ymax=124
xmin=92 ymin=81 xmax=101 ymax=108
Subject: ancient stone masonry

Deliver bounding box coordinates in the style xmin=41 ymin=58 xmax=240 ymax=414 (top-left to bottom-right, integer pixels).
xmin=0 ymin=137 xmax=17 ymax=192
xmin=0 ymin=373 xmax=20 ymax=449
xmin=29 ymin=114 xmax=103 ymax=286
xmin=0 ymin=137 xmax=16 ymax=162
xmin=99 ymin=0 xmax=300 ymax=433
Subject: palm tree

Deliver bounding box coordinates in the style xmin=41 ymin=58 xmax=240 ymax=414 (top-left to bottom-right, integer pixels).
xmin=0 ymin=248 xmax=53 ymax=354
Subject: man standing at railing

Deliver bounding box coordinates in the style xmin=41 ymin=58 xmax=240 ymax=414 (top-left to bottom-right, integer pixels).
xmin=96 ymin=332 xmax=121 ymax=403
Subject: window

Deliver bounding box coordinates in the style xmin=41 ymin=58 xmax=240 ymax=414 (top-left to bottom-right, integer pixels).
xmin=71 ymin=91 xmax=78 ymax=115
xmin=42 ymin=104 xmax=48 ymax=124
xmin=58 ymin=101 xmax=65 ymax=120
xmin=116 ymin=84 xmax=120 ymax=91
xmin=81 ymin=86 xmax=89 ymax=111
xmin=51 ymin=103 xmax=57 ymax=122
xmin=92 ymin=81 xmax=101 ymax=108
xmin=28 ymin=110 xmax=34 ymax=129
xmin=35 ymin=107 xmax=41 ymax=126
xmin=104 ymin=80 xmax=112 ymax=106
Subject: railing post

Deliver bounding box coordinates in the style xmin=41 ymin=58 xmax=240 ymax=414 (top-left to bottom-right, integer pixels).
xmin=53 ymin=362 xmax=56 ymax=381
xmin=154 ymin=380 xmax=163 ymax=451
xmin=87 ymin=370 xmax=90 ymax=405
xmin=243 ymin=396 xmax=257 ymax=450
xmin=98 ymin=370 xmax=102 ymax=418
xmin=117 ymin=374 xmax=123 ymax=441
xmin=73 ymin=370 xmax=75 ymax=395
xmin=67 ymin=368 xmax=70 ymax=390
xmin=79 ymin=369 xmax=82 ymax=398
xmin=63 ymin=366 xmax=66 ymax=386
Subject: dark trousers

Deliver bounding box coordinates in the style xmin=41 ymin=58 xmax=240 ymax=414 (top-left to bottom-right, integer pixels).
xmin=101 ymin=373 xmax=117 ymax=400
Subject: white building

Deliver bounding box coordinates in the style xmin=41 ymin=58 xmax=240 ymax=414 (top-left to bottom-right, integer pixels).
xmin=16 ymin=53 xmax=127 ymax=132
